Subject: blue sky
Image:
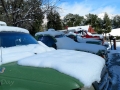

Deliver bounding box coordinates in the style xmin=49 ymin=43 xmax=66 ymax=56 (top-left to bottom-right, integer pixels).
xmin=56 ymin=0 xmax=120 ymax=18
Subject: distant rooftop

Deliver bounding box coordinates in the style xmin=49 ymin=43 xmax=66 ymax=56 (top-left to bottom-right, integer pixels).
xmin=0 ymin=21 xmax=7 ymax=26
xmin=68 ymin=25 xmax=90 ymax=31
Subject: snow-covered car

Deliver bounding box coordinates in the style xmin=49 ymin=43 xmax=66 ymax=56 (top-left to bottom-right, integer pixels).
xmin=35 ymin=29 xmax=108 ymax=59
xmin=74 ymin=30 xmax=105 ymax=45
xmin=37 ymin=35 xmax=57 ymax=49
xmin=0 ymin=26 xmax=111 ymax=90
xmin=66 ymin=32 xmax=103 ymax=45
xmin=74 ymin=30 xmax=103 ymax=40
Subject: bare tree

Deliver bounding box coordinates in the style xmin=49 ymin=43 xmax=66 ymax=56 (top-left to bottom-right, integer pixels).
xmin=0 ymin=0 xmax=61 ymax=34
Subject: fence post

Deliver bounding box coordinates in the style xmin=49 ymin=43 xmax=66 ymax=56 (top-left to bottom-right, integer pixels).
xmin=113 ymin=37 xmax=116 ymax=50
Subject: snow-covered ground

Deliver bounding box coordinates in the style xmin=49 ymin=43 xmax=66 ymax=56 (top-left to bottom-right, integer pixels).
xmin=108 ymin=42 xmax=120 ymax=53
xmin=107 ymin=42 xmax=120 ymax=59
xmin=107 ymin=42 xmax=120 ymax=90
xmin=108 ymin=42 xmax=120 ymax=64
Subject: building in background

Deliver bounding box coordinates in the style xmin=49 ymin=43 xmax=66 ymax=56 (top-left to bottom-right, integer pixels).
xmin=0 ymin=21 xmax=7 ymax=26
xmin=68 ymin=25 xmax=96 ymax=34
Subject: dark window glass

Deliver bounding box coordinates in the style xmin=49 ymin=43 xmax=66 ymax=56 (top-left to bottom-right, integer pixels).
xmin=55 ymin=34 xmax=65 ymax=38
xmin=38 ymin=36 xmax=56 ymax=47
xmin=0 ymin=32 xmax=38 ymax=47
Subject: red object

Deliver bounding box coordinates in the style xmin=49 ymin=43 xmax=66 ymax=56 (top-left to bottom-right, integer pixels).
xmin=82 ymin=34 xmax=100 ymax=39
xmin=74 ymin=30 xmax=104 ymax=44
xmin=65 ymin=26 xmax=68 ymax=33
xmin=65 ymin=26 xmax=68 ymax=30
xmin=88 ymin=26 xmax=95 ymax=33
xmin=77 ymin=30 xmax=100 ymax=39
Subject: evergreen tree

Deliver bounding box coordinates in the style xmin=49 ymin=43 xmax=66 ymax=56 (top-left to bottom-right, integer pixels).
xmin=102 ymin=13 xmax=112 ymax=36
xmin=85 ymin=13 xmax=97 ymax=26
xmin=63 ymin=13 xmax=84 ymax=27
xmin=112 ymin=15 xmax=120 ymax=29
xmin=95 ymin=18 xmax=103 ymax=34
xmin=47 ymin=9 xmax=62 ymax=30
xmin=63 ymin=13 xmax=75 ymax=27
xmin=85 ymin=13 xmax=102 ymax=33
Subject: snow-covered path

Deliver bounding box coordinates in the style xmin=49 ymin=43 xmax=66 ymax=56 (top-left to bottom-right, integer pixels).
xmin=107 ymin=52 xmax=120 ymax=90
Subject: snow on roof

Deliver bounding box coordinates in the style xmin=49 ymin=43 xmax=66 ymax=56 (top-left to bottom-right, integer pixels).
xmin=66 ymin=31 xmax=77 ymax=36
xmin=108 ymin=28 xmax=120 ymax=36
xmin=35 ymin=29 xmax=64 ymax=37
xmin=68 ymin=26 xmax=80 ymax=31
xmin=97 ymin=12 xmax=114 ymax=20
xmin=18 ymin=50 xmax=105 ymax=87
xmin=0 ymin=21 xmax=7 ymax=26
xmin=68 ymin=25 xmax=89 ymax=31
xmin=0 ymin=26 xmax=29 ymax=33
xmin=79 ymin=25 xmax=89 ymax=31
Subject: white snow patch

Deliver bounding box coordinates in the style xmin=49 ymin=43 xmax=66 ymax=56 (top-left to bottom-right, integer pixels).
xmin=56 ymin=37 xmax=106 ymax=53
xmin=0 ymin=21 xmax=7 ymax=26
xmin=0 ymin=44 xmax=54 ymax=65
xmin=68 ymin=25 xmax=89 ymax=31
xmin=108 ymin=28 xmax=120 ymax=36
xmin=0 ymin=26 xmax=29 ymax=33
xmin=35 ymin=29 xmax=64 ymax=37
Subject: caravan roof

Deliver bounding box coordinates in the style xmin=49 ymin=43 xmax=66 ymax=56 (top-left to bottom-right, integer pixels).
xmin=68 ymin=25 xmax=89 ymax=32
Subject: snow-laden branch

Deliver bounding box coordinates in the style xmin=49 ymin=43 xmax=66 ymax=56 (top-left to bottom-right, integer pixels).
xmin=13 ymin=19 xmax=34 ymax=25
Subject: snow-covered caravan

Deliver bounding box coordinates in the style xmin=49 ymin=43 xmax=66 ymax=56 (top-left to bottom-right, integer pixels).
xmin=68 ymin=25 xmax=96 ymax=34
xmin=0 ymin=21 xmax=7 ymax=26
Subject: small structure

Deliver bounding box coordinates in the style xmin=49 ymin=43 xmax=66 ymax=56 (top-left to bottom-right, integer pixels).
xmin=68 ymin=25 xmax=96 ymax=34
xmin=0 ymin=21 xmax=7 ymax=26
